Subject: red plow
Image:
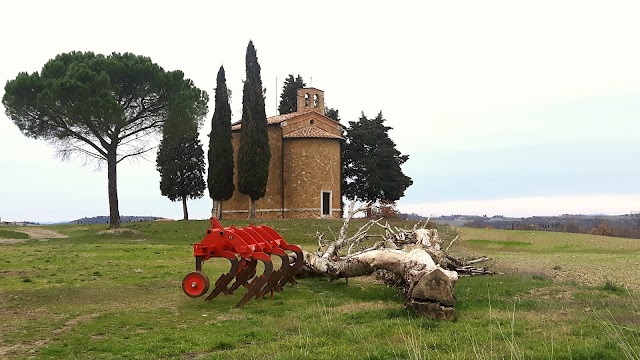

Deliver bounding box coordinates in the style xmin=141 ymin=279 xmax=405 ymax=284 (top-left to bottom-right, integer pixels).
xmin=182 ymin=218 xmax=304 ymax=307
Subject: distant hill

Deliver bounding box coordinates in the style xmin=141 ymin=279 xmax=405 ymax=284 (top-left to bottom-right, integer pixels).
xmin=424 ymin=213 xmax=640 ymax=238
xmin=68 ymin=216 xmax=171 ymax=224
xmin=398 ymin=213 xmax=430 ymax=221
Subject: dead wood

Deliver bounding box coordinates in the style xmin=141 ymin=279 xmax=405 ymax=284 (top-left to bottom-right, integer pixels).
xmin=293 ymin=200 xmax=498 ymax=320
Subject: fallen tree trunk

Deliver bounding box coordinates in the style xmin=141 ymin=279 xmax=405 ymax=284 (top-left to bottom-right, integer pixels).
xmin=301 ymin=247 xmax=458 ymax=319
xmin=291 ymin=201 xmax=496 ymax=320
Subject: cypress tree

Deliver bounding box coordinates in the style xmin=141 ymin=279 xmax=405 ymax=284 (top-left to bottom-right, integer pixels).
xmin=278 ymin=74 xmax=306 ymax=114
xmin=207 ymin=65 xmax=235 ymax=218
xmin=156 ymin=110 xmax=206 ymax=220
xmin=237 ymin=40 xmax=270 ymax=218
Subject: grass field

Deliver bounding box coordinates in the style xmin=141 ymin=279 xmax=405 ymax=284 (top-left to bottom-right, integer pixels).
xmin=1 ymin=219 xmax=639 ymax=359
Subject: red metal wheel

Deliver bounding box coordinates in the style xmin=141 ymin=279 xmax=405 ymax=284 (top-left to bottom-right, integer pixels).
xmin=182 ymin=271 xmax=210 ymax=298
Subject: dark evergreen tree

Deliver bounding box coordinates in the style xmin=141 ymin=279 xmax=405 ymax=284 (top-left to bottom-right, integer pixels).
xmin=343 ymin=111 xmax=413 ymax=216
xmin=237 ymin=41 xmax=270 ymax=218
xmin=2 ymin=51 xmax=207 ymax=228
xmin=278 ymin=74 xmax=306 ymax=114
xmin=207 ymin=65 xmax=235 ymax=218
xmin=156 ymin=108 xmax=206 ymax=221
xmin=324 ymin=106 xmax=341 ymax=122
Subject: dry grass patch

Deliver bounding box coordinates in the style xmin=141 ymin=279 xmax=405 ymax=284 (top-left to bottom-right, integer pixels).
xmin=526 ymin=286 xmax=575 ymax=301
xmin=96 ymin=228 xmax=142 ymax=236
xmin=17 ymin=227 xmax=67 ymax=239
xmin=458 ymin=227 xmax=640 ymax=291
xmin=0 ymin=239 xmax=29 ymax=244
xmin=334 ymin=300 xmax=398 ymax=313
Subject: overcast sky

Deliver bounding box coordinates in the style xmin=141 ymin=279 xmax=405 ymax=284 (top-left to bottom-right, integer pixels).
xmin=1 ymin=0 xmax=639 ymax=222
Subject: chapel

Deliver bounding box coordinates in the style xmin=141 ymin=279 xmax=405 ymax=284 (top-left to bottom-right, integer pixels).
xmin=222 ymin=88 xmax=343 ymax=219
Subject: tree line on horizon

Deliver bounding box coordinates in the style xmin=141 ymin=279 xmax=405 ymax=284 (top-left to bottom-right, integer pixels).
xmin=462 ymin=212 xmax=640 ymax=239
xmin=2 ymin=42 xmax=412 ymax=228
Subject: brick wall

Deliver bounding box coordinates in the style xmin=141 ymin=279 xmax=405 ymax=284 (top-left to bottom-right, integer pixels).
xmin=221 ymin=110 xmax=342 ymax=219
xmin=282 ymin=112 xmax=342 ymax=137
xmin=283 ymin=138 xmax=341 ymax=218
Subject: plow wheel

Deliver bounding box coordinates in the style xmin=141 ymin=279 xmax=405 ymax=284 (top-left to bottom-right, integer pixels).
xmin=182 ymin=271 xmax=210 ymax=298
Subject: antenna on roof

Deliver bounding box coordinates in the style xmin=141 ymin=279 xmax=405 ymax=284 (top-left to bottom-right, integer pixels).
xmin=275 ymin=76 xmax=278 ymax=115
xmin=310 ymin=76 xmax=313 ymax=87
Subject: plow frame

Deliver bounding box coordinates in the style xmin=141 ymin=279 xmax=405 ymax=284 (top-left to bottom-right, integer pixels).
xmin=182 ymin=218 xmax=304 ymax=307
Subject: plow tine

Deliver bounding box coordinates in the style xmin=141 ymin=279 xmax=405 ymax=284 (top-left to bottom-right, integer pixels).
xmin=263 ymin=250 xmax=289 ymax=295
xmin=205 ymin=251 xmax=239 ymax=301
xmin=279 ymin=244 xmax=304 ymax=287
xmin=229 ymin=259 xmax=257 ymax=292
xmin=235 ymin=254 xmax=273 ymax=307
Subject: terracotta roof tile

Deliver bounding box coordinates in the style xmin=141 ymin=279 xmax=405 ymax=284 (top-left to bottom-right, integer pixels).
xmin=283 ymin=125 xmax=344 ymax=139
xmin=231 ymin=112 xmax=303 ymax=130
xmin=231 ymin=111 xmax=342 ymax=131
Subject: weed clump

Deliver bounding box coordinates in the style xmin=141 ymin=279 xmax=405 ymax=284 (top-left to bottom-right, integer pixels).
xmin=602 ymin=280 xmax=626 ymax=294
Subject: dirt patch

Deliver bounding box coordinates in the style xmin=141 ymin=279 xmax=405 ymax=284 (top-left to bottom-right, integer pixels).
xmin=349 ymin=274 xmax=382 ymax=285
xmin=53 ymin=313 xmax=100 ymax=335
xmin=487 ymin=254 xmax=640 ymax=292
xmin=0 ymin=270 xmax=29 ymax=277
xmin=526 ymin=286 xmax=575 ymax=301
xmin=18 ymin=227 xmax=67 ymax=239
xmin=0 ymin=227 xmax=67 ymax=244
xmin=0 ymin=239 xmax=29 ymax=244
xmin=0 ymin=313 xmax=101 ymax=358
xmin=613 ymin=312 xmax=640 ymax=326
xmin=335 ymin=301 xmax=397 ymax=313
xmin=97 ymin=228 xmax=142 ymax=236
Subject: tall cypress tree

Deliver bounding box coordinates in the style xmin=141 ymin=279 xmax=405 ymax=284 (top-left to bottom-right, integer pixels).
xmin=278 ymin=74 xmax=306 ymax=114
xmin=237 ymin=40 xmax=270 ymax=218
xmin=208 ymin=65 xmax=234 ymax=218
xmin=156 ymin=110 xmax=206 ymax=220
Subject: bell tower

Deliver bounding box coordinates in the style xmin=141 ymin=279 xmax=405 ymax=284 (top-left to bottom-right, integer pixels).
xmin=296 ymin=88 xmax=325 ymax=115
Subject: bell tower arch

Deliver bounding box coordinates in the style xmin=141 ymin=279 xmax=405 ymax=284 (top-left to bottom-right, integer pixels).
xmin=296 ymin=88 xmax=325 ymax=115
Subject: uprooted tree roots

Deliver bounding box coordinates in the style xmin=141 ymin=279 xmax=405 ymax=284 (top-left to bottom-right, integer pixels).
xmin=291 ymin=201 xmax=497 ymax=320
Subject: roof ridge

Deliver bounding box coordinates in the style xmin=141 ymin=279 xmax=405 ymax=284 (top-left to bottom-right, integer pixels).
xmin=232 ymin=110 xmax=342 ymax=131
xmin=283 ymin=124 xmax=344 ymax=139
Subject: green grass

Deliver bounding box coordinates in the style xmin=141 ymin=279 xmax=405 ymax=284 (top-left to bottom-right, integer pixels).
xmin=466 ymin=239 xmax=533 ymax=249
xmin=0 ymin=228 xmax=29 ymax=239
xmin=0 ymin=221 xmax=639 ymax=359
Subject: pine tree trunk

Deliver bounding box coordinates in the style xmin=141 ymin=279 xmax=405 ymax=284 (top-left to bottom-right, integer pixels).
xmin=248 ymin=198 xmax=256 ymax=219
xmin=182 ymin=197 xmax=189 ymax=220
xmin=107 ymin=150 xmax=121 ymax=229
xmin=217 ymin=201 xmax=223 ymax=219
